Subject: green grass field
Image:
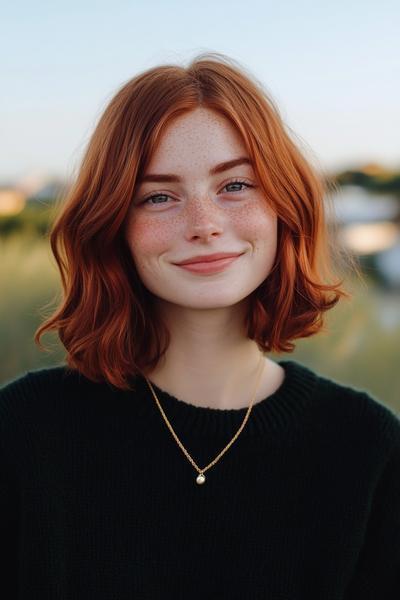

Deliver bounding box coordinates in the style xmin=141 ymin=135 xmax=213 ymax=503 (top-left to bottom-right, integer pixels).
xmin=1 ymin=232 xmax=399 ymax=414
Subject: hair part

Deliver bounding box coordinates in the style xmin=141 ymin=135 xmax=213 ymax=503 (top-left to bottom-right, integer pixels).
xmin=34 ymin=51 xmax=361 ymax=390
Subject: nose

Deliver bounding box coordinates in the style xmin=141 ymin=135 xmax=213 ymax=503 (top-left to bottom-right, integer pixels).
xmin=183 ymin=195 xmax=224 ymax=242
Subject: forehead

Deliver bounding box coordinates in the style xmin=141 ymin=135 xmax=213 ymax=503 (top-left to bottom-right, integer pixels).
xmin=146 ymin=107 xmax=248 ymax=171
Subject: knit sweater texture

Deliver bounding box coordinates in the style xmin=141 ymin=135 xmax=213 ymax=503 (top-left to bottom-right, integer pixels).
xmin=0 ymin=359 xmax=399 ymax=599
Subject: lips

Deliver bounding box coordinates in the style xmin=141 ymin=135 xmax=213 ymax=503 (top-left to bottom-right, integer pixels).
xmin=173 ymin=254 xmax=243 ymax=274
xmin=174 ymin=252 xmax=244 ymax=265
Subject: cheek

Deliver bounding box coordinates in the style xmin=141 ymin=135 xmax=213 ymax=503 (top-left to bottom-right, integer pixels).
xmin=126 ymin=214 xmax=177 ymax=260
xmin=231 ymin=202 xmax=277 ymax=244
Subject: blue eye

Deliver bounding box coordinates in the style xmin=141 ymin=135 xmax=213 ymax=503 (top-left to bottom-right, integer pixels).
xmin=224 ymin=180 xmax=253 ymax=193
xmin=143 ymin=194 xmax=170 ymax=205
xmin=140 ymin=179 xmax=253 ymax=206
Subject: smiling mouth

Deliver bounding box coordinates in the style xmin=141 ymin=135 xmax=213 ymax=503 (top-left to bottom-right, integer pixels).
xmin=174 ymin=254 xmax=243 ymax=274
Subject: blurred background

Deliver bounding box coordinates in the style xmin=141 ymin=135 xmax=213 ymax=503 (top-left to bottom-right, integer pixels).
xmin=1 ymin=0 xmax=399 ymax=412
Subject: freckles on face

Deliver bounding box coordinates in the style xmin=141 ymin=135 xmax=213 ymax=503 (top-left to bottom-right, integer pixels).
xmin=124 ymin=106 xmax=278 ymax=301
xmin=125 ymin=207 xmax=183 ymax=273
xmin=127 ymin=195 xmax=277 ymax=271
xmin=127 ymin=190 xmax=277 ymax=271
xmin=229 ymin=196 xmax=277 ymax=256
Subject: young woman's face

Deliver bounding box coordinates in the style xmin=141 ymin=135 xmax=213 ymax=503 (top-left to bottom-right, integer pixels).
xmin=125 ymin=107 xmax=277 ymax=310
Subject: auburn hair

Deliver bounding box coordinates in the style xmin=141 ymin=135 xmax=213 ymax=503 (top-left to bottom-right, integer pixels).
xmin=35 ymin=52 xmax=357 ymax=390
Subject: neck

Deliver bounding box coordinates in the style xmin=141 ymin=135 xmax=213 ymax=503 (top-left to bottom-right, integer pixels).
xmin=144 ymin=299 xmax=267 ymax=409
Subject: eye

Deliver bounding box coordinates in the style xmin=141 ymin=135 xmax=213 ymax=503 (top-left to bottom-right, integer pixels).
xmin=138 ymin=179 xmax=254 ymax=207
xmin=222 ymin=179 xmax=254 ymax=194
xmin=141 ymin=193 xmax=172 ymax=206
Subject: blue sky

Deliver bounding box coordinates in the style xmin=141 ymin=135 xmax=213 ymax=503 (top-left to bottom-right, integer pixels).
xmin=2 ymin=0 xmax=399 ymax=181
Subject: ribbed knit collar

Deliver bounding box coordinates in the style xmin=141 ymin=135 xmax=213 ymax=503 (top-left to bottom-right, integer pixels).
xmin=129 ymin=360 xmax=319 ymax=437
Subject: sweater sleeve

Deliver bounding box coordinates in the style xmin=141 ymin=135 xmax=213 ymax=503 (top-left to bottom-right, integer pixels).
xmin=0 ymin=446 xmax=19 ymax=597
xmin=0 ymin=373 xmax=31 ymax=598
xmin=344 ymin=411 xmax=400 ymax=599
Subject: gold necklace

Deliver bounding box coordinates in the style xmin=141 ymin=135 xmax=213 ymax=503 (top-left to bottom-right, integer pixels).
xmin=144 ymin=353 xmax=265 ymax=485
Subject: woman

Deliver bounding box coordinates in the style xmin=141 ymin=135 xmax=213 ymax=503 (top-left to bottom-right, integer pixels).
xmin=1 ymin=53 xmax=399 ymax=599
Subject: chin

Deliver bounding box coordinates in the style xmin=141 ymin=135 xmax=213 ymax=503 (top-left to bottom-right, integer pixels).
xmin=161 ymin=290 xmax=252 ymax=310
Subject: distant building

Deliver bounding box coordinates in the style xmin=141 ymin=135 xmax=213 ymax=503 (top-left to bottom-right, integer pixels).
xmin=330 ymin=185 xmax=400 ymax=289
xmin=0 ymin=186 xmax=26 ymax=215
xmin=0 ymin=175 xmax=70 ymax=215
xmin=328 ymin=185 xmax=400 ymax=224
xmin=26 ymin=178 xmax=68 ymax=204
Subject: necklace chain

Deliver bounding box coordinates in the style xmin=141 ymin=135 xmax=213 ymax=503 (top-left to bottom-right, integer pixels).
xmin=144 ymin=353 xmax=265 ymax=484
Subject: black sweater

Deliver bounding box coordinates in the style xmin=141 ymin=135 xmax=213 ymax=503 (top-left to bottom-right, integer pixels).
xmin=1 ymin=359 xmax=399 ymax=599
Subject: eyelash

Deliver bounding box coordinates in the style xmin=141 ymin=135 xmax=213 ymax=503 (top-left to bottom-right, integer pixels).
xmin=140 ymin=179 xmax=254 ymax=206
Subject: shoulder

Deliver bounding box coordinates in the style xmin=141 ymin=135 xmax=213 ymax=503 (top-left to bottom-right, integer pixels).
xmin=1 ymin=365 xmax=77 ymax=397
xmin=283 ymin=360 xmax=400 ymax=450
xmin=307 ymin=363 xmax=400 ymax=448
xmin=0 ymin=365 xmax=90 ymax=424
xmin=288 ymin=361 xmax=400 ymax=497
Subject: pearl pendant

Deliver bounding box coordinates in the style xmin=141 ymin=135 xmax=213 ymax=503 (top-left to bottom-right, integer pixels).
xmin=196 ymin=473 xmax=206 ymax=485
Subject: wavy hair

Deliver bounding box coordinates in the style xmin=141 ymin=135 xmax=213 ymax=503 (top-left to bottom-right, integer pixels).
xmin=35 ymin=52 xmax=358 ymax=390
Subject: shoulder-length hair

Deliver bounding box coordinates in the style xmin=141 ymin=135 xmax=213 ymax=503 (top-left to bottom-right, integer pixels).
xmin=35 ymin=52 xmax=357 ymax=390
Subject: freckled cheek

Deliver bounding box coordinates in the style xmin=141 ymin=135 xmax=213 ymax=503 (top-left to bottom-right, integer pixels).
xmin=230 ymin=204 xmax=277 ymax=243
xmin=126 ymin=216 xmax=178 ymax=262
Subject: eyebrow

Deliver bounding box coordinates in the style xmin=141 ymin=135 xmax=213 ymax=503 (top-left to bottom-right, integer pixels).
xmin=138 ymin=157 xmax=253 ymax=184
